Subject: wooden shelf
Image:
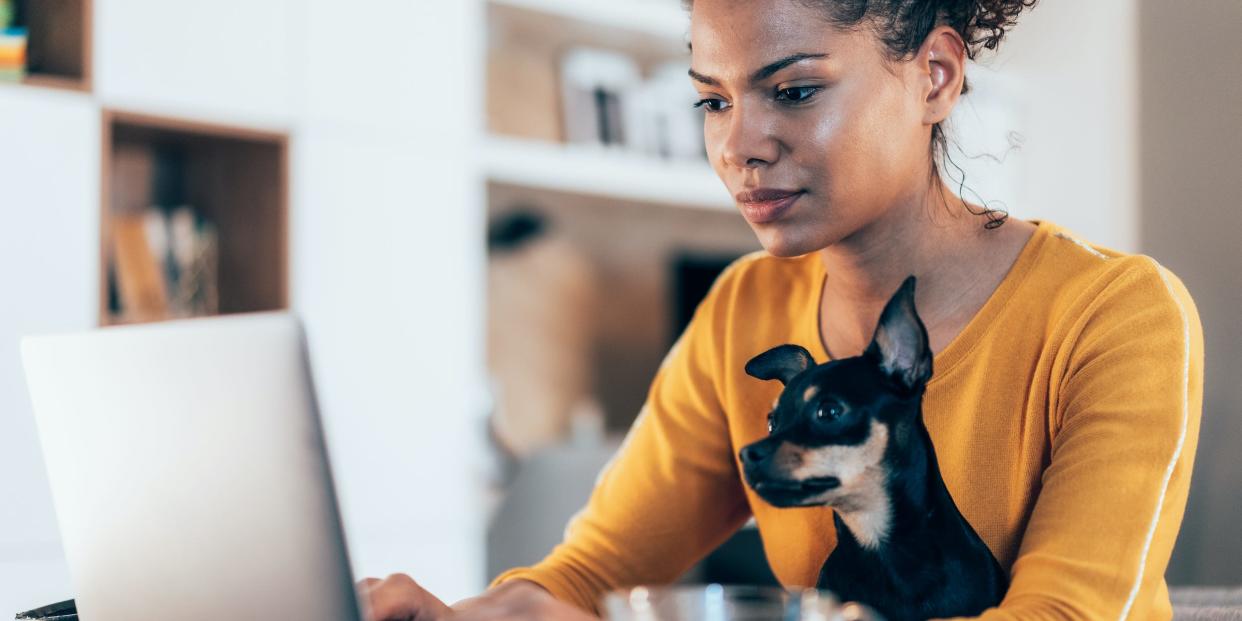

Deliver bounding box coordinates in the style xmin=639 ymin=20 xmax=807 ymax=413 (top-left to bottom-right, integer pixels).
xmin=483 ymin=136 xmax=731 ymax=211
xmin=11 ymin=0 xmax=92 ymax=91
xmin=488 ymin=0 xmax=688 ymax=65
xmin=19 ymin=72 xmax=87 ymax=92
xmin=100 ymin=110 xmax=289 ymax=326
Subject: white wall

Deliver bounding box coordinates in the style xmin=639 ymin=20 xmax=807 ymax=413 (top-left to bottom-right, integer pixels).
xmin=1138 ymin=0 xmax=1242 ymax=586
xmin=292 ymin=2 xmax=487 ymax=600
xmin=0 ymin=84 xmax=99 ymax=613
xmin=950 ymin=0 xmax=1140 ymax=252
xmin=0 ymin=0 xmax=487 ymax=612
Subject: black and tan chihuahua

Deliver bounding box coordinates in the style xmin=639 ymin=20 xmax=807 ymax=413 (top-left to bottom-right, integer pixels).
xmin=739 ymin=277 xmax=1007 ymax=621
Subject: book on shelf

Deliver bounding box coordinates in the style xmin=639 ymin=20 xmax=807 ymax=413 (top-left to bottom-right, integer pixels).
xmin=165 ymin=206 xmax=220 ymax=318
xmin=496 ymin=43 xmax=706 ymax=162
xmin=0 ymin=30 xmax=25 ymax=82
xmin=110 ymin=206 xmax=219 ymax=324
xmin=625 ymin=60 xmax=707 ymax=161
xmin=112 ymin=211 xmax=169 ymax=322
xmin=561 ymin=47 xmax=638 ymax=148
xmin=0 ymin=0 xmax=23 ymax=81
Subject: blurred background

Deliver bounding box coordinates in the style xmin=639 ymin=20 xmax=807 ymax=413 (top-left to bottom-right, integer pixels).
xmin=0 ymin=0 xmax=1238 ymax=613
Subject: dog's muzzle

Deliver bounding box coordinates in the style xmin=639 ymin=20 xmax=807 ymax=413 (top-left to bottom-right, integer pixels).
xmin=741 ymin=437 xmax=841 ymax=504
xmin=753 ymin=476 xmax=841 ymax=494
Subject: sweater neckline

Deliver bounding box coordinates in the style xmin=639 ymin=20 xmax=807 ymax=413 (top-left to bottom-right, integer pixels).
xmin=803 ymin=219 xmax=1054 ymax=384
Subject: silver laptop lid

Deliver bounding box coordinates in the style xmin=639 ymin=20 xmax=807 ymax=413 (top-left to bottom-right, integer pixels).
xmin=21 ymin=313 xmax=361 ymax=621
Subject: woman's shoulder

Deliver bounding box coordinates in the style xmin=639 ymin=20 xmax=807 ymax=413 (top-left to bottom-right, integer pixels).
xmin=1033 ymin=221 xmax=1192 ymax=300
xmin=1024 ymin=221 xmax=1200 ymax=344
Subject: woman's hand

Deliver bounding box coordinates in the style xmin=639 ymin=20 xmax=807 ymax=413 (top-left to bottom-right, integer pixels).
xmin=451 ymin=580 xmax=599 ymax=621
xmin=358 ymin=574 xmax=452 ymax=621
xmin=358 ymin=575 xmax=600 ymax=621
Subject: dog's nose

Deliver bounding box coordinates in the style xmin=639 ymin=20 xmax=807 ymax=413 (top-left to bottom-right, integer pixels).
xmin=740 ymin=443 xmax=773 ymax=465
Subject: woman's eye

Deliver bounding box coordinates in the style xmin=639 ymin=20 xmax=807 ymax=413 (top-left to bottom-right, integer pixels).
xmin=776 ymin=86 xmax=821 ymax=104
xmin=693 ymin=98 xmax=730 ymax=113
xmin=817 ymin=402 xmax=845 ymax=421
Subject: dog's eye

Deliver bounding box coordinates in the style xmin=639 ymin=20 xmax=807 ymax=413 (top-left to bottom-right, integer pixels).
xmin=767 ymin=412 xmax=776 ymax=434
xmin=817 ymin=402 xmax=845 ymax=421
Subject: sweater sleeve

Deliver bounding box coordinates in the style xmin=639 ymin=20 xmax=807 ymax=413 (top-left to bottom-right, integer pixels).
xmin=946 ymin=258 xmax=1204 ymax=621
xmin=490 ymin=263 xmax=753 ymax=614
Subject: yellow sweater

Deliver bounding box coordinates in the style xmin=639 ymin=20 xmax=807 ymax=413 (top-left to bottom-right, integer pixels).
xmin=494 ymin=220 xmax=1204 ymax=620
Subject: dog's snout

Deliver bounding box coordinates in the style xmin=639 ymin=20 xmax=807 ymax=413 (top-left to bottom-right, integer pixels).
xmin=740 ymin=442 xmax=774 ymax=465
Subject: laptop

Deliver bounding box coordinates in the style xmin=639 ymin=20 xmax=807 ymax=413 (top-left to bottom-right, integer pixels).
xmin=21 ymin=313 xmax=364 ymax=621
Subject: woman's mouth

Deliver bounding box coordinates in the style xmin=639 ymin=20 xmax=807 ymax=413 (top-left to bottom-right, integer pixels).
xmin=735 ymin=189 xmax=805 ymax=224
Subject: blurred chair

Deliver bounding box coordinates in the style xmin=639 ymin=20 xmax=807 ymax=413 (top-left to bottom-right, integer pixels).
xmin=1172 ymin=586 xmax=1242 ymax=620
xmin=487 ymin=209 xmax=602 ymax=460
xmin=486 ymin=440 xmax=620 ymax=581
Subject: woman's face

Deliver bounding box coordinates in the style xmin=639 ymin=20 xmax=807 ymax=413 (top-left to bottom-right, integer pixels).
xmin=690 ymin=0 xmax=938 ymax=257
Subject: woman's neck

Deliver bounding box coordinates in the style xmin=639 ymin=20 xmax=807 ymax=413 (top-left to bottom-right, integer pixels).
xmin=816 ymin=181 xmax=1034 ymax=358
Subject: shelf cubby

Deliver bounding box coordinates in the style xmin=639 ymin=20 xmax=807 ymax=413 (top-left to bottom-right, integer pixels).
xmin=100 ymin=110 xmax=288 ymax=326
xmin=10 ymin=0 xmax=92 ymax=91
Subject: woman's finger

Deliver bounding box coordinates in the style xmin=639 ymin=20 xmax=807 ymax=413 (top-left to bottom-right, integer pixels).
xmin=360 ymin=573 xmax=452 ymax=621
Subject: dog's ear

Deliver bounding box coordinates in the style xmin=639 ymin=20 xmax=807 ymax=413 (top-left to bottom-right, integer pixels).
xmin=865 ymin=276 xmax=932 ymax=393
xmin=745 ymin=344 xmax=814 ymax=385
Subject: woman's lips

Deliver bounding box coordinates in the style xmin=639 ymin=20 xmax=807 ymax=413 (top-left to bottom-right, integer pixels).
xmin=736 ymin=189 xmax=805 ymax=224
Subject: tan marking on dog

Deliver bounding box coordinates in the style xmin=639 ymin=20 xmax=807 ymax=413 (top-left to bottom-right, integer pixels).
xmin=787 ymin=421 xmax=892 ymax=549
xmin=802 ymin=385 xmax=819 ymax=402
xmin=771 ymin=441 xmax=805 ymax=470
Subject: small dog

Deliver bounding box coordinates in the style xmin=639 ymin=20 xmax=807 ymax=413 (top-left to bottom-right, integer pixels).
xmin=739 ymin=277 xmax=1007 ymax=621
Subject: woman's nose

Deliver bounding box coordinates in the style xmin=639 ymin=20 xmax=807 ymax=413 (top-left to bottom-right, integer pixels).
xmin=719 ymin=105 xmax=780 ymax=170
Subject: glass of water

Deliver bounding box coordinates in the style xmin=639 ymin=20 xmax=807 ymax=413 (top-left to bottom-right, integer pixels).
xmin=601 ymin=585 xmax=882 ymax=621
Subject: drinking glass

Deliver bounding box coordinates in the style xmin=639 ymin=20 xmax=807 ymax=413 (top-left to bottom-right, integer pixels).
xmin=601 ymin=585 xmax=883 ymax=621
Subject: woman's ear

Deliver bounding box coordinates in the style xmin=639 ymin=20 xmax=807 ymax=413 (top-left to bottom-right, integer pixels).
xmin=920 ymin=26 xmax=967 ymax=126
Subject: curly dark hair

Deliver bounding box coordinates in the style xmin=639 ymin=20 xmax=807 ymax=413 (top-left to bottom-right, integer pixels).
xmin=686 ymin=0 xmax=1039 ymax=229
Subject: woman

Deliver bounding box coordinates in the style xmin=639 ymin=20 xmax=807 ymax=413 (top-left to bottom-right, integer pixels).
xmin=363 ymin=0 xmax=1203 ymax=618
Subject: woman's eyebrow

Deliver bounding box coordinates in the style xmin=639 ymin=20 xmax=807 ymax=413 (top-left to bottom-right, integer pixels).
xmin=752 ymin=52 xmax=830 ymax=82
xmin=689 ymin=52 xmax=830 ymax=87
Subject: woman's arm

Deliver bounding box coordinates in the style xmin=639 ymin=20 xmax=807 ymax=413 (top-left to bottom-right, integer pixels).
xmin=945 ymin=259 xmax=1204 ymax=620
xmin=360 ymin=574 xmax=596 ymax=621
xmin=489 ymin=262 xmax=753 ymax=614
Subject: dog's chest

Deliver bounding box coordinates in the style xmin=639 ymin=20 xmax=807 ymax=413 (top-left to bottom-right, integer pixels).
xmin=817 ymin=527 xmax=1006 ymax=621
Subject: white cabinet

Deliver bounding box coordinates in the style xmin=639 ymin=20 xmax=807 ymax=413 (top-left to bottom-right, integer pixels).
xmin=2 ymin=0 xmax=491 ymax=607
xmin=94 ymin=0 xmax=300 ymax=126
xmin=0 ymin=86 xmax=99 ymax=613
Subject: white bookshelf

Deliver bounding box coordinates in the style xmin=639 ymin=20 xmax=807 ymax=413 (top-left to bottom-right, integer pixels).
xmin=483 ymin=136 xmax=731 ymax=211
xmin=1 ymin=1 xmax=489 ymax=609
xmin=483 ymin=0 xmax=728 ymax=212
